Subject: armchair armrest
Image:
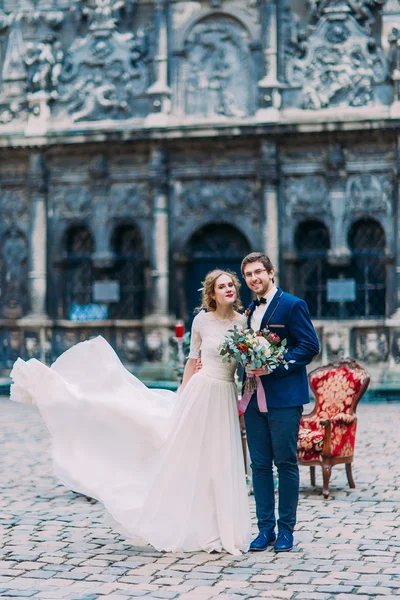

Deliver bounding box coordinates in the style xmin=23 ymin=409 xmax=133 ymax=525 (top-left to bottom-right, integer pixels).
xmin=331 ymin=412 xmax=356 ymax=425
xmin=320 ymin=419 xmax=332 ymax=456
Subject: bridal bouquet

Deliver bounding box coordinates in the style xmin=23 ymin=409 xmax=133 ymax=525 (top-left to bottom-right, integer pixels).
xmin=219 ymin=326 xmax=294 ymax=412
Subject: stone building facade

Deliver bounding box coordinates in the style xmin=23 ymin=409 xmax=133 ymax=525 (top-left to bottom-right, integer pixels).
xmin=0 ymin=0 xmax=400 ymax=389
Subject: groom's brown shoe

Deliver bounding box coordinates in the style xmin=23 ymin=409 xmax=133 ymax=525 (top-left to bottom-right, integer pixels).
xmin=249 ymin=529 xmax=276 ymax=551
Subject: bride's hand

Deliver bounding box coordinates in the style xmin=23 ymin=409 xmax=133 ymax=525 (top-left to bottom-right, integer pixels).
xmin=247 ymin=367 xmax=271 ymax=376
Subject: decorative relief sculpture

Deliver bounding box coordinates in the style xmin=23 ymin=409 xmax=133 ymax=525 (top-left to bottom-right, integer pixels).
xmin=118 ymin=330 xmax=143 ymax=363
xmin=183 ymin=17 xmax=253 ymax=118
xmin=51 ymin=186 xmax=92 ymax=219
xmin=392 ymin=331 xmax=400 ymax=364
xmin=110 ymin=183 xmax=150 ymax=218
xmin=25 ymin=40 xmax=64 ymax=94
xmin=55 ymin=0 xmax=148 ymax=121
xmin=175 ymin=179 xmax=258 ymax=226
xmin=388 ymin=26 xmax=400 ymax=102
xmin=287 ymin=1 xmax=388 ymax=109
xmin=284 ymin=176 xmax=330 ymax=217
xmin=307 ymin=1 xmax=387 ymax=34
xmin=346 ymin=174 xmax=393 ymax=215
xmin=0 ymin=189 xmax=29 ymax=226
xmin=326 ymin=329 xmax=347 ymax=361
xmin=0 ymin=3 xmax=64 ymax=124
xmin=356 ymin=330 xmax=389 ymax=362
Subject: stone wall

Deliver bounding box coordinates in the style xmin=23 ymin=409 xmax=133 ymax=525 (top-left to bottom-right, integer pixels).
xmin=0 ymin=1 xmax=399 ymax=389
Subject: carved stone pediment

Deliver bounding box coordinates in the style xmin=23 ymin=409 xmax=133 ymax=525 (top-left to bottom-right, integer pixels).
xmin=0 ymin=189 xmax=29 ymax=226
xmin=283 ymin=176 xmax=330 ymax=218
xmin=110 ymin=183 xmax=150 ymax=219
xmin=287 ymin=5 xmax=388 ymax=110
xmin=175 ymin=178 xmax=259 ymax=227
xmin=346 ymin=174 xmax=393 ymax=215
xmin=54 ymin=0 xmax=148 ymax=122
xmin=52 ymin=186 xmax=92 ymax=219
xmin=182 ymin=16 xmax=254 ymax=119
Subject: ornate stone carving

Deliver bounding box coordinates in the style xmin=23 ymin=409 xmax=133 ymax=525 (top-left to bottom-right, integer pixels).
xmin=326 ymin=329 xmax=347 ymax=361
xmin=118 ymin=330 xmax=144 ymax=363
xmin=0 ymin=330 xmax=23 ymax=373
xmin=55 ymin=0 xmax=148 ymax=122
xmin=392 ymin=331 xmax=400 ymax=363
xmin=284 ymin=176 xmax=330 ymax=218
xmin=389 ymin=26 xmax=400 ymax=101
xmin=0 ymin=3 xmax=64 ymax=125
xmin=110 ymin=183 xmax=150 ymax=219
xmin=307 ymin=1 xmax=387 ymax=34
xmin=346 ymin=174 xmax=393 ymax=215
xmin=182 ymin=17 xmax=254 ymax=118
xmin=356 ymin=329 xmax=389 ymax=362
xmin=52 ymin=186 xmax=92 ymax=219
xmin=175 ymin=179 xmax=259 ymax=227
xmin=0 ymin=189 xmax=29 ymax=225
xmin=287 ymin=2 xmax=388 ymax=109
xmin=25 ymin=40 xmax=64 ymax=94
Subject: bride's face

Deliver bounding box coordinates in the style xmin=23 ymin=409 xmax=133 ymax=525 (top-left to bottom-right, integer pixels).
xmin=212 ymin=274 xmax=237 ymax=308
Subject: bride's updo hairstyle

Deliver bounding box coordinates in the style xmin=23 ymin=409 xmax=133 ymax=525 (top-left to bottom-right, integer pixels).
xmin=197 ymin=269 xmax=243 ymax=313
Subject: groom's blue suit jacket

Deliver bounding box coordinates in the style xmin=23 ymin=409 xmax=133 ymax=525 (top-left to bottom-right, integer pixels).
xmin=245 ymin=288 xmax=320 ymax=408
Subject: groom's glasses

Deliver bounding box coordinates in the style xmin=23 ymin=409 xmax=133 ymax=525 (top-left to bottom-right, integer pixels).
xmin=243 ymin=268 xmax=267 ymax=280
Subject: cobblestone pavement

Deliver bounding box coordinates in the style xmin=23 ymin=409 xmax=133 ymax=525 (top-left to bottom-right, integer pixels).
xmin=0 ymin=397 xmax=399 ymax=600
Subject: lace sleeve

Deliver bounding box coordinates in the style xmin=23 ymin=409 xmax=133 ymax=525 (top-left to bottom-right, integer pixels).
xmin=188 ymin=313 xmax=203 ymax=359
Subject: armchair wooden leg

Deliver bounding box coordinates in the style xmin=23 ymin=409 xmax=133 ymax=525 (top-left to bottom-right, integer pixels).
xmin=310 ymin=466 xmax=316 ymax=487
xmin=322 ymin=462 xmax=332 ymax=499
xmin=345 ymin=462 xmax=355 ymax=489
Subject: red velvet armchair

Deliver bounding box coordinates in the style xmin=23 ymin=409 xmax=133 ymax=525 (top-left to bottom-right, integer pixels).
xmin=297 ymin=359 xmax=370 ymax=498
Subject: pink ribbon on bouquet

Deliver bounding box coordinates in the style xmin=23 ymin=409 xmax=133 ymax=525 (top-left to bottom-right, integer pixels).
xmin=238 ymin=374 xmax=268 ymax=414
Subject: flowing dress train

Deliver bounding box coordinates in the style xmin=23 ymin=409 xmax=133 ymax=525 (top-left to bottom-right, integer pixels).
xmin=10 ymin=311 xmax=251 ymax=554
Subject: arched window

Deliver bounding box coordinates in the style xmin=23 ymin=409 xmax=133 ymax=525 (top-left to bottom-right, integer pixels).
xmin=295 ymin=220 xmax=331 ymax=318
xmin=109 ymin=225 xmax=145 ymax=319
xmin=0 ymin=228 xmax=29 ymax=318
xmin=348 ymin=218 xmax=386 ymax=317
xmin=185 ymin=223 xmax=251 ymax=320
xmin=65 ymin=226 xmax=94 ymax=319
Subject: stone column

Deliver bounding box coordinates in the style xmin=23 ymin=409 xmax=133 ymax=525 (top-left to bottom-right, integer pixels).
xmin=146 ymin=0 xmax=172 ymax=125
xmin=26 ymin=153 xmax=48 ymax=319
xmin=257 ymin=0 xmax=281 ymax=121
xmin=390 ymin=134 xmax=400 ymax=320
xmin=260 ymin=141 xmax=280 ymax=284
xmin=144 ymin=145 xmax=171 ymax=363
xmin=149 ymin=145 xmax=169 ymax=316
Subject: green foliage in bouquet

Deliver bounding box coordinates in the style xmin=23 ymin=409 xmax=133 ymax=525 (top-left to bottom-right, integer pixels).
xmin=219 ymin=325 xmax=294 ymax=371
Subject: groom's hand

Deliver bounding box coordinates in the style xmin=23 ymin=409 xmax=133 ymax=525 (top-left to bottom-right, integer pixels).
xmin=194 ymin=358 xmax=202 ymax=373
xmin=247 ymin=367 xmax=271 ymax=376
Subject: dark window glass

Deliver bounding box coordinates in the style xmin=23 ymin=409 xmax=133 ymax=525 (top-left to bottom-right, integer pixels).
xmin=295 ymin=220 xmax=331 ymax=318
xmin=347 ymin=219 xmax=386 ymax=318
xmin=65 ymin=227 xmax=94 ymax=319
xmin=109 ymin=225 xmax=145 ymax=320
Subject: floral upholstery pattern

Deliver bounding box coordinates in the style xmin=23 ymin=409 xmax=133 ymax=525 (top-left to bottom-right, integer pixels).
xmin=297 ymin=361 xmax=369 ymax=462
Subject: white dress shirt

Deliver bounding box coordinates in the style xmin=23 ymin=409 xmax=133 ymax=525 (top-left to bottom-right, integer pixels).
xmin=251 ymin=285 xmax=278 ymax=332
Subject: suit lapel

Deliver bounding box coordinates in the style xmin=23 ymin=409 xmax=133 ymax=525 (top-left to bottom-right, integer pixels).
xmin=247 ymin=300 xmax=256 ymax=329
xmin=259 ymin=288 xmax=284 ymax=332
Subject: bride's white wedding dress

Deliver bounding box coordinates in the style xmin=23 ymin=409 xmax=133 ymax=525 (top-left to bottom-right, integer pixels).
xmin=10 ymin=310 xmax=251 ymax=555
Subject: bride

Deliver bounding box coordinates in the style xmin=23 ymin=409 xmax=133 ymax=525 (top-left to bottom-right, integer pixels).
xmin=10 ymin=270 xmax=252 ymax=555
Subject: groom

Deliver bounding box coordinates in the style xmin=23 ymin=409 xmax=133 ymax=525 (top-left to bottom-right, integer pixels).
xmin=241 ymin=252 xmax=319 ymax=553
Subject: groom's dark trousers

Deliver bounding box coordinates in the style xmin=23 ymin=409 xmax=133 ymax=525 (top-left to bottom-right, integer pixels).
xmin=245 ymin=401 xmax=302 ymax=532
xmin=244 ymin=288 xmax=320 ymax=534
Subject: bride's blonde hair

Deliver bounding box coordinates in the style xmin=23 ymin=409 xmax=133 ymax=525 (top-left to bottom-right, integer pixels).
xmin=197 ymin=269 xmax=243 ymax=312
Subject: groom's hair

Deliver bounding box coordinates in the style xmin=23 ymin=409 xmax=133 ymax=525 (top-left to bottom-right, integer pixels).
xmin=241 ymin=252 xmax=274 ymax=276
